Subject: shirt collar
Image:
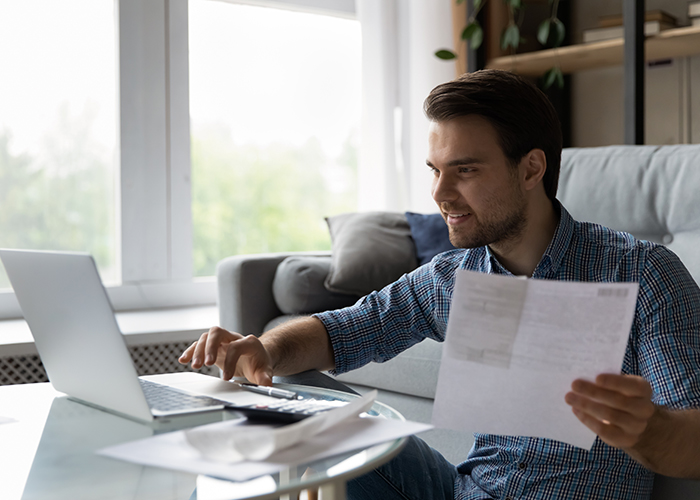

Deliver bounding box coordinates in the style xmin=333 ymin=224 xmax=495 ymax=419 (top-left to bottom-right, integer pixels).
xmin=482 ymin=201 xmax=573 ymax=278
xmin=483 ymin=246 xmax=510 ymax=275
xmin=533 ymin=201 xmax=572 ymax=278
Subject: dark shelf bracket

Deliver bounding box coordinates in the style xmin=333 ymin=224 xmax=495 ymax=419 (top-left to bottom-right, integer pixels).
xmin=466 ymin=0 xmax=484 ymax=73
xmin=624 ymin=0 xmax=645 ymax=144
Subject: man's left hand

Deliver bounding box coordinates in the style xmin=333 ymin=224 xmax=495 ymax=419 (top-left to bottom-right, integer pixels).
xmin=565 ymin=374 xmax=656 ymax=450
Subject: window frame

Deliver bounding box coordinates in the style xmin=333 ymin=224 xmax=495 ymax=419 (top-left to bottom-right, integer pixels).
xmin=0 ymin=0 xmax=356 ymax=320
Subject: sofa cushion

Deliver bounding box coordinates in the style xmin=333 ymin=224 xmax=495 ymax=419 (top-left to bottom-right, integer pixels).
xmin=272 ymin=256 xmax=361 ymax=314
xmin=324 ymin=212 xmax=417 ymax=295
xmin=559 ymin=145 xmax=700 ymax=287
xmin=334 ymin=338 xmax=444 ymax=399
xmin=405 ymin=212 xmax=455 ymax=266
xmin=264 ymin=314 xmax=303 ymax=332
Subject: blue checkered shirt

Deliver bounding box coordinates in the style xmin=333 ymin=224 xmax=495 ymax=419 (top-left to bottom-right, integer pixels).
xmin=315 ymin=204 xmax=700 ymax=500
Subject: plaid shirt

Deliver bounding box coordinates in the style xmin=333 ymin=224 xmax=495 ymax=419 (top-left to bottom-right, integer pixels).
xmin=315 ymin=204 xmax=700 ymax=500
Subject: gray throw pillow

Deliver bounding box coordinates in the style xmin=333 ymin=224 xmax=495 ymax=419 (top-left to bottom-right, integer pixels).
xmin=324 ymin=212 xmax=418 ymax=295
xmin=272 ymin=256 xmax=361 ymax=314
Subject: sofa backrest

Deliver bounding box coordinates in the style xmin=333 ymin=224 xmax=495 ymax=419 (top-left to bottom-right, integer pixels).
xmin=559 ymin=145 xmax=700 ymax=286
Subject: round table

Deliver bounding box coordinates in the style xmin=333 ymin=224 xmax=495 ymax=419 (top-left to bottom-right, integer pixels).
xmin=0 ymin=381 xmax=406 ymax=500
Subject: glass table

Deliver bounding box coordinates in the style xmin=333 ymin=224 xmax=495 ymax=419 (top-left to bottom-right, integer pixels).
xmin=0 ymin=381 xmax=406 ymax=500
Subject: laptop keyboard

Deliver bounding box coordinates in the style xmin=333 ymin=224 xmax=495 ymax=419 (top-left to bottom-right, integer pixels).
xmin=139 ymin=379 xmax=227 ymax=413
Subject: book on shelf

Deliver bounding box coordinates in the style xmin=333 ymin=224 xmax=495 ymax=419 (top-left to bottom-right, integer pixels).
xmin=598 ymin=9 xmax=677 ymax=28
xmin=582 ymin=21 xmax=675 ymax=43
xmin=690 ymin=1 xmax=700 ymax=19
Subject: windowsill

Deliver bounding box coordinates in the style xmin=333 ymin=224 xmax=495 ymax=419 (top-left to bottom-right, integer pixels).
xmin=0 ymin=305 xmax=219 ymax=357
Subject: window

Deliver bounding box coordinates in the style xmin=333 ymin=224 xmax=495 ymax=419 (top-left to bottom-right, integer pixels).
xmin=188 ymin=0 xmax=361 ymax=276
xmin=0 ymin=0 xmax=118 ymax=288
xmin=0 ymin=0 xmax=359 ymax=318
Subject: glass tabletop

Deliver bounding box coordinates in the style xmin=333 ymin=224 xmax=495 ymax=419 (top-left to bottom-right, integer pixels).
xmin=0 ymin=381 xmax=406 ymax=500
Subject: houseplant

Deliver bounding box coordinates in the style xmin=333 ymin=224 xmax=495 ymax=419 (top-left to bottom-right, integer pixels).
xmin=436 ymin=0 xmax=566 ymax=88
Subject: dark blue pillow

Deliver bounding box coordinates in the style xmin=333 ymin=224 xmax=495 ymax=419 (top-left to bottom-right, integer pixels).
xmin=405 ymin=212 xmax=455 ymax=266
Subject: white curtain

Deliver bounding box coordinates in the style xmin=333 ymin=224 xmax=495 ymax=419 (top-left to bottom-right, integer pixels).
xmin=356 ymin=0 xmax=456 ymax=213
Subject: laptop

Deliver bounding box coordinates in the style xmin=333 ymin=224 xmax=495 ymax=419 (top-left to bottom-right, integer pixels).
xmin=0 ymin=248 xmax=230 ymax=422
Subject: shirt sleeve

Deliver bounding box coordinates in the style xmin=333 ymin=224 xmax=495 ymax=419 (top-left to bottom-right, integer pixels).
xmin=634 ymin=245 xmax=700 ymax=409
xmin=314 ymin=255 xmax=455 ymax=375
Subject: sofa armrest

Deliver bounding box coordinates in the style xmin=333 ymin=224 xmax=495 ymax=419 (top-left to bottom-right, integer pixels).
xmin=216 ymin=251 xmax=331 ymax=335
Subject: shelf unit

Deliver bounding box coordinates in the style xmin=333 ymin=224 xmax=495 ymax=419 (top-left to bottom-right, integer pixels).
xmin=486 ymin=25 xmax=700 ymax=76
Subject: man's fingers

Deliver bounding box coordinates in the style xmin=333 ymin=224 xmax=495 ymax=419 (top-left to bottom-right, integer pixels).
xmin=178 ymin=340 xmax=198 ymax=364
xmin=222 ymin=335 xmax=272 ymax=383
xmin=570 ymin=407 xmax=638 ymax=449
xmin=203 ymin=327 xmax=242 ymax=366
xmin=178 ymin=329 xmax=272 ymax=386
xmin=567 ymin=374 xmax=656 ymax=450
xmin=178 ymin=327 xmax=241 ymax=370
xmin=188 ymin=331 xmax=211 ymax=369
xmin=595 ymin=373 xmax=653 ymax=399
xmin=252 ymin=368 xmax=273 ymax=387
xmin=566 ymin=391 xmax=649 ymax=436
xmin=567 ymin=380 xmax=654 ymax=418
xmin=570 ymin=377 xmax=654 ymax=416
xmin=221 ymin=335 xmax=257 ymax=380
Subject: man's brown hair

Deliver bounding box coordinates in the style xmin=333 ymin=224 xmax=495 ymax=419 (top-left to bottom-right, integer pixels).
xmin=424 ymin=69 xmax=562 ymax=201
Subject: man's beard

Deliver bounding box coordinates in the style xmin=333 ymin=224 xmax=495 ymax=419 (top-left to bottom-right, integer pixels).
xmin=445 ymin=195 xmax=527 ymax=250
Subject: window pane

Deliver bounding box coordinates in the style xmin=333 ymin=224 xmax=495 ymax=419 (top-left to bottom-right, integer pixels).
xmin=189 ymin=1 xmax=361 ymax=277
xmin=0 ymin=0 xmax=118 ymax=287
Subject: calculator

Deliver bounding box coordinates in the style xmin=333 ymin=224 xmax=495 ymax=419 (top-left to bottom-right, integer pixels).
xmin=226 ymin=398 xmax=348 ymax=423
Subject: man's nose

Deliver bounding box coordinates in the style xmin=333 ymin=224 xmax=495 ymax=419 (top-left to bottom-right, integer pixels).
xmin=432 ymin=173 xmax=457 ymax=203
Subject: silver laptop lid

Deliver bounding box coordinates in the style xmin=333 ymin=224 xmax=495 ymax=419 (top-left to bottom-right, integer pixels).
xmin=0 ymin=249 xmax=154 ymax=421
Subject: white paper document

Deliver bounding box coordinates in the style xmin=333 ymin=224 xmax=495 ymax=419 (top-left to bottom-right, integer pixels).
xmin=99 ymin=390 xmax=432 ymax=482
xmin=185 ymin=390 xmax=377 ymax=462
xmin=432 ymin=270 xmax=639 ymax=449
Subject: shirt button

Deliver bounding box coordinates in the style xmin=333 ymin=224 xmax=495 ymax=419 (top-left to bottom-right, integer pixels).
xmin=518 ymin=462 xmax=527 ymax=470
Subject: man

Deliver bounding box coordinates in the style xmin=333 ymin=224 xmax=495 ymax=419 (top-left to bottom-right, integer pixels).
xmin=180 ymin=70 xmax=700 ymax=499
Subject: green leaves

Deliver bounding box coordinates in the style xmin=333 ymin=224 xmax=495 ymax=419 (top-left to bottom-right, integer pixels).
xmin=435 ymin=20 xmax=483 ymax=60
xmin=501 ymin=24 xmax=520 ymax=50
xmin=537 ymin=19 xmax=550 ymax=45
xmin=537 ymin=18 xmax=565 ymax=47
xmin=542 ymin=66 xmax=564 ymax=89
xmin=435 ymin=49 xmax=457 ymax=60
xmin=462 ymin=21 xmax=484 ymax=49
xmin=552 ymin=19 xmax=565 ymax=45
xmin=439 ymin=0 xmax=568 ymax=94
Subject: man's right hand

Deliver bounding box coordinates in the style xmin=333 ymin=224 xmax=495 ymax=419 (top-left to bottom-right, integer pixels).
xmin=178 ymin=326 xmax=274 ymax=386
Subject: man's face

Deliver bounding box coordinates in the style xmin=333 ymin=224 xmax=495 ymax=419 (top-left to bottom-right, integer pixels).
xmin=427 ymin=115 xmax=527 ymax=250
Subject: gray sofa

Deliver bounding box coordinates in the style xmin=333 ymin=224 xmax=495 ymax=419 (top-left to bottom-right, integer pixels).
xmin=217 ymin=145 xmax=700 ymax=498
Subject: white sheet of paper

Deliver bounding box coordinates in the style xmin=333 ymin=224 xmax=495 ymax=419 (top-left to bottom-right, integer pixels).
xmin=98 ymin=415 xmax=431 ymax=482
xmin=185 ymin=390 xmax=377 ymax=462
xmin=432 ymin=270 xmax=639 ymax=449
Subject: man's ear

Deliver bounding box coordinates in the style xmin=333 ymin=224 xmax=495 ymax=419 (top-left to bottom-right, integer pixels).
xmin=521 ymin=149 xmax=547 ymax=191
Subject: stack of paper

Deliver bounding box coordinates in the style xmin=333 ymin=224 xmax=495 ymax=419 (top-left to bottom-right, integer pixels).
xmin=184 ymin=390 xmax=376 ymax=462
xmin=98 ymin=390 xmax=432 ymax=482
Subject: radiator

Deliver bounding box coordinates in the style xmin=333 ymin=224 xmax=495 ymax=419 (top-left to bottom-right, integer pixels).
xmin=0 ymin=341 xmax=218 ymax=385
